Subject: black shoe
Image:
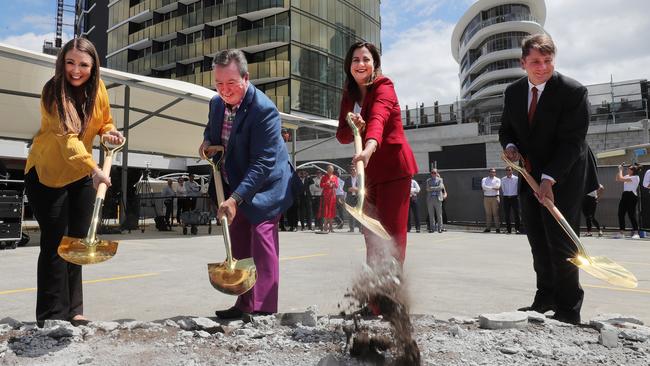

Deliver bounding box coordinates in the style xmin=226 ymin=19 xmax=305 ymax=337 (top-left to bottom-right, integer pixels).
xmin=551 ymin=312 xmax=581 ymax=325
xmin=507 ymin=229 xmax=512 ymax=234
xmin=495 ymin=229 xmax=501 ymax=233
xmin=483 ymin=228 xmax=490 ymax=233
xmin=70 ymin=318 xmax=90 ymax=327
xmin=517 ymin=303 xmax=556 ymax=314
xmin=428 ymin=230 xmax=434 ymax=233
xmin=416 ymin=229 xmax=420 ymax=233
xmin=214 ymin=306 xmax=244 ymax=319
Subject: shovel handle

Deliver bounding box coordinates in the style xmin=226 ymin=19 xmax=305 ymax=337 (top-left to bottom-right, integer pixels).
xmin=201 ymin=145 xmax=234 ymax=268
xmin=346 ymin=113 xmax=365 ymax=210
xmin=96 ymin=136 xmax=126 ymax=200
xmin=501 ymin=153 xmax=590 ymax=259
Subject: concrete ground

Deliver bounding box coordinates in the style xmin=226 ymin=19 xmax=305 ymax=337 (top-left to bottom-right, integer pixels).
xmin=1 ymin=226 xmax=649 ymax=324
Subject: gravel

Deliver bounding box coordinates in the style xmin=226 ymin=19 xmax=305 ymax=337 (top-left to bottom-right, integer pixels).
xmin=0 ymin=311 xmax=648 ymax=365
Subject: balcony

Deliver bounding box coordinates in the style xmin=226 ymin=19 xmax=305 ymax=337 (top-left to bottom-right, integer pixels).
xmin=267 ymin=95 xmax=290 ymax=113
xmin=461 ymin=13 xmax=537 ymax=47
xmin=202 ymin=25 xmax=290 ymax=57
xmin=249 ymin=60 xmax=290 ymax=82
xmin=176 ymin=71 xmax=213 ymax=88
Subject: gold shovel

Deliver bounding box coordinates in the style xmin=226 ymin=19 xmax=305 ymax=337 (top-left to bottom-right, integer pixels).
xmin=201 ymin=146 xmax=257 ymax=296
xmin=502 ymin=154 xmax=638 ymax=288
xmin=344 ymin=112 xmax=391 ymax=240
xmin=58 ymin=137 xmax=125 ymax=265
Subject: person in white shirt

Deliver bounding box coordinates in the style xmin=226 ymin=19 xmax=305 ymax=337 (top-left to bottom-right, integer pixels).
xmin=161 ymin=179 xmax=175 ymax=227
xmin=500 ymin=166 xmax=520 ymax=234
xmin=175 ymin=177 xmax=187 ymax=225
xmin=582 ymin=184 xmax=604 ymax=237
xmin=481 ymin=168 xmax=501 ymax=233
xmin=615 ymin=164 xmax=641 ymax=239
xmin=425 ymin=169 xmax=445 ymax=233
xmin=407 ymin=179 xmax=421 ymax=233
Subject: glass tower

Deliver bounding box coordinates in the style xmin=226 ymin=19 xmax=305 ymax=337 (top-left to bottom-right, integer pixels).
xmin=451 ymin=0 xmax=546 ymax=101
xmin=106 ymin=0 xmax=380 ymax=118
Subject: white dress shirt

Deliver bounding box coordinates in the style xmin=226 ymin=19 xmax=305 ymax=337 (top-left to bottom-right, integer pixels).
xmin=310 ymin=176 xmax=322 ymax=196
xmin=410 ymin=179 xmax=420 ymax=197
xmin=501 ymin=175 xmax=519 ymax=197
xmin=481 ymin=176 xmax=501 ymax=197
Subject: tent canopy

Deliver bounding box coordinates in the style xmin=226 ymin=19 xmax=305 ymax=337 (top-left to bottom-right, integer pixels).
xmin=0 ymin=43 xmax=337 ymax=158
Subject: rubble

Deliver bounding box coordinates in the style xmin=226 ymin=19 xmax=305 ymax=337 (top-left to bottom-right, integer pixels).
xmin=478 ymin=311 xmax=528 ymax=330
xmin=0 ymin=311 xmax=647 ymax=365
xmin=599 ymin=325 xmax=620 ymax=348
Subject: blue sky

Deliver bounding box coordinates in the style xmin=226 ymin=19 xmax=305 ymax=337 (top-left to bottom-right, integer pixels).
xmin=2 ymin=0 xmax=650 ymax=107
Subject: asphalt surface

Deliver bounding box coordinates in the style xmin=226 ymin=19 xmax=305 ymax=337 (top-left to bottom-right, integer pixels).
xmin=1 ymin=225 xmax=649 ymax=324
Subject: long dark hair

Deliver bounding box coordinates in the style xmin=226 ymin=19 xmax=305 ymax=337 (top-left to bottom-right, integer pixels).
xmin=42 ymin=38 xmax=101 ymax=136
xmin=343 ymin=41 xmax=382 ymax=103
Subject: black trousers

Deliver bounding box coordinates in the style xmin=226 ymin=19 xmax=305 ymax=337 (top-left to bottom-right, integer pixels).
xmin=311 ymin=196 xmax=322 ymax=230
xmin=521 ymin=187 xmax=583 ymax=319
xmin=502 ymin=195 xmax=520 ymax=232
xmin=164 ymin=199 xmax=173 ymax=225
xmin=286 ymin=202 xmax=298 ymax=229
xmin=581 ymin=195 xmax=601 ymax=231
xmin=25 ymin=168 xmax=94 ymax=324
xmin=618 ymin=191 xmax=638 ymax=231
xmin=407 ymin=197 xmax=420 ymax=231
xmin=297 ymin=195 xmax=312 ymax=229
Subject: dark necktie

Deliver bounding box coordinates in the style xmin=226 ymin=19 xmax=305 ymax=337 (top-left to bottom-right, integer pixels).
xmin=528 ymin=86 xmax=538 ymax=125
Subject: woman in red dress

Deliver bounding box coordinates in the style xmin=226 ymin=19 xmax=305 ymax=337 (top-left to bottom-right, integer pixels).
xmin=336 ymin=41 xmax=418 ymax=265
xmin=318 ymin=165 xmax=338 ymax=233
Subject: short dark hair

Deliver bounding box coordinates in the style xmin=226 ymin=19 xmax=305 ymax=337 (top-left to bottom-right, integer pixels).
xmin=212 ymin=49 xmax=248 ymax=77
xmin=521 ymin=34 xmax=556 ymax=58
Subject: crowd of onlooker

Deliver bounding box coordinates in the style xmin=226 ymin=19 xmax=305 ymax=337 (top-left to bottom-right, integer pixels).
xmin=274 ymin=162 xmax=650 ymax=239
xmin=474 ymin=163 xmax=649 ymax=239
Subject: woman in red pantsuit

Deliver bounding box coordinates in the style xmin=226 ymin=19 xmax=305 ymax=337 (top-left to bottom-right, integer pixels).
xmin=318 ymin=165 xmax=338 ymax=233
xmin=336 ymin=41 xmax=418 ymax=266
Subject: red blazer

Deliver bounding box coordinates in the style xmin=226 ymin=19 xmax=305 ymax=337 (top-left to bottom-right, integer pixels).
xmin=337 ymin=76 xmax=418 ymax=184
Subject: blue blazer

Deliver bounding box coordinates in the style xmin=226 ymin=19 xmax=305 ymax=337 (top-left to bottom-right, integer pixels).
xmin=203 ymin=84 xmax=296 ymax=224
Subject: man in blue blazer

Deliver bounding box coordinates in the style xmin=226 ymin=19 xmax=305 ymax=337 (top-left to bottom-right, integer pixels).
xmin=199 ymin=49 xmax=296 ymax=320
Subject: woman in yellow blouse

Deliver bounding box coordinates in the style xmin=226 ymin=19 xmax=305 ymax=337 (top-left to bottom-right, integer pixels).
xmin=24 ymin=38 xmax=124 ymax=327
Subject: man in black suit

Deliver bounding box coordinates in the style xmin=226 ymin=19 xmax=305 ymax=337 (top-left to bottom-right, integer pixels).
xmin=296 ymin=169 xmax=313 ymax=230
xmin=343 ymin=165 xmax=360 ymax=232
xmin=499 ymin=34 xmax=598 ymax=325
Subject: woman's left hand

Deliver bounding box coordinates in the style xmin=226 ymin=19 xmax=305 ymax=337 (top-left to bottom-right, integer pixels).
xmin=102 ymin=130 xmax=125 ymax=145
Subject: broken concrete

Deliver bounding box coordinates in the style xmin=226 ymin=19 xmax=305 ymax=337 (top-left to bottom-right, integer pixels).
xmin=478 ymin=311 xmax=528 ymax=330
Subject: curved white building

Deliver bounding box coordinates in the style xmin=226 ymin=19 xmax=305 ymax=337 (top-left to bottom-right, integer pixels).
xmin=451 ymin=0 xmax=546 ymax=100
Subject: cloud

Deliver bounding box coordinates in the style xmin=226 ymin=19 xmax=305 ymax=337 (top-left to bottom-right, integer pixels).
xmin=0 ymin=32 xmax=72 ymax=53
xmin=21 ymin=14 xmax=55 ymax=33
xmin=382 ymin=20 xmax=460 ymax=108
xmin=544 ymin=0 xmax=650 ymax=85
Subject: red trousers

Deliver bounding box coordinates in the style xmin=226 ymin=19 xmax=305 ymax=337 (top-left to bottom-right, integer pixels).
xmin=362 ymin=176 xmax=411 ymax=265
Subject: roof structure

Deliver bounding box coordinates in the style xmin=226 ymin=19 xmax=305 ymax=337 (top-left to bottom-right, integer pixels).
xmin=0 ymin=42 xmax=337 ymax=158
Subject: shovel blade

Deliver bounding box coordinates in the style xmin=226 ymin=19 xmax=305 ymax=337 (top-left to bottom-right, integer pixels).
xmin=207 ymin=259 xmax=257 ymax=296
xmin=344 ymin=204 xmax=391 ymax=240
xmin=568 ymin=255 xmax=638 ymax=289
xmin=58 ymin=236 xmax=119 ymax=265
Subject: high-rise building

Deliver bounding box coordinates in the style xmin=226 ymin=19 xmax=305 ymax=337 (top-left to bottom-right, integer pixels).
xmin=75 ymin=0 xmax=110 ymax=66
xmin=451 ymin=0 xmax=546 ymax=101
xmin=104 ymin=0 xmax=380 ymax=119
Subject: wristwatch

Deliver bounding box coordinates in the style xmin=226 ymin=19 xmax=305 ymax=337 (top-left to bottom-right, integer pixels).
xmin=230 ymin=192 xmax=243 ymax=206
